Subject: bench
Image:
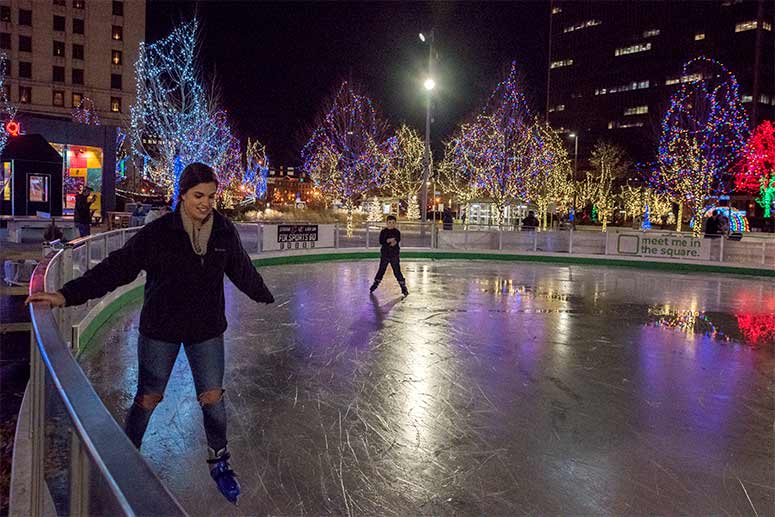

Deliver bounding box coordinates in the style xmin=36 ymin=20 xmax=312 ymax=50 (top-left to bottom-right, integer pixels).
xmin=4 ymin=217 xmax=75 ymax=243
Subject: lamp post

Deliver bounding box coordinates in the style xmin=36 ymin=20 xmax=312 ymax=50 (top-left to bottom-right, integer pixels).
xmin=569 ymin=132 xmax=578 ymax=228
xmin=419 ymin=30 xmax=435 ymax=223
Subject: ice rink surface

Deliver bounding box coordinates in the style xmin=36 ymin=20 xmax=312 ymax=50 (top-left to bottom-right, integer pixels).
xmin=81 ymin=259 xmax=775 ymax=515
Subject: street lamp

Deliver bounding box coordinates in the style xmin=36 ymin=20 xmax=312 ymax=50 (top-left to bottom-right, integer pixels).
xmin=569 ymin=132 xmax=579 ymax=228
xmin=419 ymin=29 xmax=434 ymax=223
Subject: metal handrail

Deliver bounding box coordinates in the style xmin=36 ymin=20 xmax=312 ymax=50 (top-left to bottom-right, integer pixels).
xmin=28 ymin=231 xmax=186 ymax=516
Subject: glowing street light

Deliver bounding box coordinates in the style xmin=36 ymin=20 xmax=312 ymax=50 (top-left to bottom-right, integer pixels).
xmin=419 ymin=32 xmax=426 ymax=42
xmin=424 ymin=78 xmax=436 ymax=91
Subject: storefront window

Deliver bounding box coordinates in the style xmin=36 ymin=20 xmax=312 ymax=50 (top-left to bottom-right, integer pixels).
xmin=51 ymin=143 xmax=103 ymax=213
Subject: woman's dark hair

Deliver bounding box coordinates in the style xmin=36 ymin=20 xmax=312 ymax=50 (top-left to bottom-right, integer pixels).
xmin=178 ymin=162 xmax=218 ymax=199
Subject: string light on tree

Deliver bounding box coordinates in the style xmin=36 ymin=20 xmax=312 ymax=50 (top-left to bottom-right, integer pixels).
xmin=588 ymin=141 xmax=630 ymax=232
xmin=449 ymin=62 xmax=540 ymax=226
xmin=243 ymin=138 xmax=269 ymax=201
xmin=129 ymin=18 xmax=234 ymax=202
xmin=0 ymin=53 xmax=16 ymax=157
xmin=301 ymin=81 xmax=394 ymax=236
xmin=734 ymin=120 xmax=775 ymax=218
xmin=656 ymin=56 xmax=750 ymax=236
xmin=383 ymin=124 xmax=424 ymax=218
xmin=72 ymin=97 xmax=101 ymax=126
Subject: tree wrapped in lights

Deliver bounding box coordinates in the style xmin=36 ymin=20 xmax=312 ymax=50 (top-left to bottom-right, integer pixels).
xmin=213 ymin=133 xmax=243 ymax=209
xmin=621 ymin=185 xmax=674 ymax=226
xmin=72 ymin=97 xmax=100 ymax=125
xmin=384 ymin=124 xmax=424 ymax=217
xmin=449 ymin=63 xmax=539 ymax=226
xmin=586 ymin=141 xmax=629 ymax=232
xmin=437 ymin=142 xmax=480 ymax=220
xmin=301 ymin=81 xmax=394 ymax=235
xmin=243 ymin=138 xmax=269 ymax=201
xmin=130 ymin=19 xmax=233 ymax=200
xmin=734 ymin=120 xmax=775 ymax=218
xmin=522 ymin=122 xmax=574 ymax=230
xmin=657 ymin=57 xmax=750 ymax=236
xmin=0 ymin=53 xmax=16 ymax=157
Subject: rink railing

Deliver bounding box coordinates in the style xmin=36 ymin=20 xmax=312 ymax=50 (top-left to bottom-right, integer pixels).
xmin=16 ymin=220 xmax=775 ymax=515
xmin=21 ymin=228 xmax=186 ymax=516
xmin=234 ymin=221 xmax=775 ymax=270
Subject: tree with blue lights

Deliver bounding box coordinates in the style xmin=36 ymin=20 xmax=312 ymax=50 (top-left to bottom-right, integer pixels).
xmin=301 ymin=81 xmax=394 ymax=235
xmin=243 ymin=138 xmax=269 ymax=201
xmin=656 ymin=57 xmax=749 ymax=236
xmin=130 ymin=19 xmax=233 ymax=201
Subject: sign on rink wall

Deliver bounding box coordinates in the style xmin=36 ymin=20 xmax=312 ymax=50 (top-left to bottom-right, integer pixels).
xmin=608 ymin=231 xmax=710 ymax=261
xmin=261 ymin=224 xmax=336 ymax=251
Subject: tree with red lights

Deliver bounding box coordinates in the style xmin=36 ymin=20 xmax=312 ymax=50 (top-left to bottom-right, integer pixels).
xmin=734 ymin=120 xmax=775 ymax=218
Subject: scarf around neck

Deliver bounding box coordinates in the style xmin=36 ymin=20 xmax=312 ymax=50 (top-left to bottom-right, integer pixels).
xmin=180 ymin=205 xmax=214 ymax=256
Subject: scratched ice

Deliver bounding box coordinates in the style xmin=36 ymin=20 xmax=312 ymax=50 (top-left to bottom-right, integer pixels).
xmin=81 ymin=260 xmax=775 ymax=515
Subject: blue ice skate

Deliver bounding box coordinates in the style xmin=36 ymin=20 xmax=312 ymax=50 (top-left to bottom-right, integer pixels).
xmin=207 ymin=447 xmax=240 ymax=505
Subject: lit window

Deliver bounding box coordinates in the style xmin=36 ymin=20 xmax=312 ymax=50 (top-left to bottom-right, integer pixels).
xmin=736 ymin=20 xmax=771 ymax=32
xmin=552 ymin=6 xmax=562 ymax=14
xmin=72 ymin=92 xmax=83 ymax=106
xmin=53 ymin=90 xmax=64 ymax=106
xmin=624 ymin=105 xmax=648 ymax=116
xmin=643 ymin=29 xmax=660 ymax=38
xmin=596 ymin=80 xmax=649 ymax=95
xmin=760 ymin=94 xmax=771 ymax=104
xmin=742 ymin=95 xmax=753 ymax=103
xmin=550 ymin=59 xmax=573 ymax=69
xmin=112 ymin=25 xmax=123 ymax=41
xmin=607 ymin=121 xmax=614 ymax=129
xmin=615 ymin=42 xmax=652 ymax=56
xmin=548 ymin=104 xmax=565 ymax=113
xmin=111 ymin=96 xmax=121 ymax=112
xmin=620 ymin=122 xmax=645 ymax=129
xmin=681 ymin=73 xmax=702 ymax=83
xmin=563 ymin=19 xmax=601 ymax=33
xmin=19 ymin=86 xmax=31 ymax=103
xmin=694 ymin=33 xmax=705 ymax=41
xmin=112 ymin=50 xmax=122 ymax=65
xmin=53 ymin=41 xmax=65 ymax=57
xmin=73 ymin=0 xmax=85 ymax=8
xmin=665 ymin=78 xmax=679 ymax=85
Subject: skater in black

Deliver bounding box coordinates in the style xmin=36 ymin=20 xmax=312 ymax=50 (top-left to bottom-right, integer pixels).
xmin=370 ymin=215 xmax=408 ymax=296
xmin=26 ymin=163 xmax=274 ymax=506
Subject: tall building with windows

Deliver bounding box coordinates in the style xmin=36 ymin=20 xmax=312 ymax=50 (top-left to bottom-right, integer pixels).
xmin=0 ymin=0 xmax=145 ymax=214
xmin=547 ymin=0 xmax=774 ymax=162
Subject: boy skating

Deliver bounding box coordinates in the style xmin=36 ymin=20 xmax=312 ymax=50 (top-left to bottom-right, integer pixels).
xmin=370 ymin=215 xmax=409 ymax=296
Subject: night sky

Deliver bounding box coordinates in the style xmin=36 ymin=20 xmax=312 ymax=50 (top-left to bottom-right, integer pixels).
xmin=147 ymin=1 xmax=549 ymax=165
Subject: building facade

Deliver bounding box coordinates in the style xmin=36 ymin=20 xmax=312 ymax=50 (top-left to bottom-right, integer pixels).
xmin=547 ymin=0 xmax=774 ymax=162
xmin=267 ymin=165 xmax=316 ymax=207
xmin=0 ymin=0 xmax=144 ymax=214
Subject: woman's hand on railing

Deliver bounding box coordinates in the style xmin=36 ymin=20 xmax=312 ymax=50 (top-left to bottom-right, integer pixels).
xmin=25 ymin=291 xmax=66 ymax=307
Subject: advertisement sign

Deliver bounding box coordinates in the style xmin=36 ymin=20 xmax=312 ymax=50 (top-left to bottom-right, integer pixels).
xmin=261 ymin=224 xmax=335 ymax=251
xmin=609 ymin=231 xmax=710 ymax=261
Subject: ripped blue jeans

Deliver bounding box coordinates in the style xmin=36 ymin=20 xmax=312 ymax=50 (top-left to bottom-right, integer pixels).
xmin=124 ymin=333 xmax=227 ymax=451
